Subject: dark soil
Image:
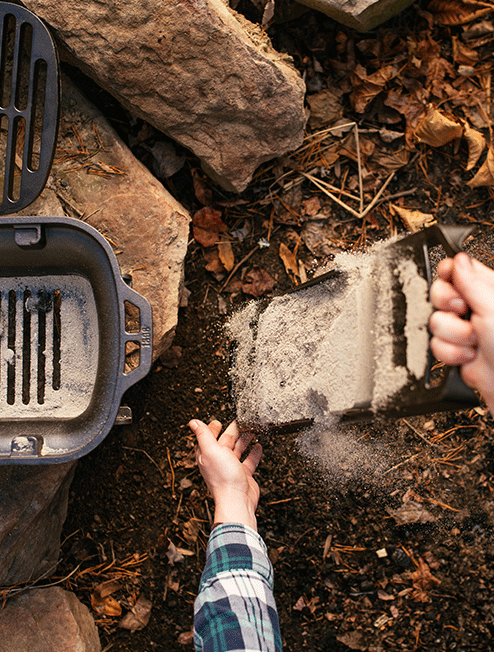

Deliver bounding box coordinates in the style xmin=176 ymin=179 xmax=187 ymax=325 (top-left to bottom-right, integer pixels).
xmin=57 ymin=4 xmax=494 ymax=651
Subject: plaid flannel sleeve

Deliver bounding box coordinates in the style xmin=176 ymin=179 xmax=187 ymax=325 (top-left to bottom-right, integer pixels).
xmin=194 ymin=523 xmax=282 ymax=652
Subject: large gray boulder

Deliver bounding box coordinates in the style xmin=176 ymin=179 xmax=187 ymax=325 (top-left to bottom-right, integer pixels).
xmin=0 ymin=463 xmax=76 ymax=585
xmin=21 ymin=0 xmax=306 ymax=193
xmin=0 ymin=587 xmax=101 ymax=652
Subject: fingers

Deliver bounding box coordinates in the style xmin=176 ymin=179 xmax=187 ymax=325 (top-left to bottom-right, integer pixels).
xmin=189 ymin=419 xmax=218 ymax=451
xmin=242 ymin=443 xmax=263 ymax=476
xmin=208 ymin=420 xmax=222 ymax=438
xmin=430 ymin=278 xmax=468 ymax=315
xmin=430 ymin=336 xmax=476 ymax=366
xmin=450 ymin=254 xmax=494 ymax=318
xmin=429 ymin=311 xmax=477 ymax=347
xmin=217 ymin=420 xmax=239 ymax=449
xmin=436 ymin=257 xmax=454 ymax=282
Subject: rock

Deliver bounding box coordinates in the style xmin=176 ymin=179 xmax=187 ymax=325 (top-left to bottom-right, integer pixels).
xmin=0 ymin=587 xmax=101 ymax=652
xmin=12 ymin=73 xmax=190 ymax=360
xmin=306 ymin=90 xmax=343 ymax=130
xmin=20 ymin=0 xmax=306 ymax=192
xmin=0 ymin=463 xmax=76 ymax=585
xmin=294 ymin=0 xmax=415 ymax=31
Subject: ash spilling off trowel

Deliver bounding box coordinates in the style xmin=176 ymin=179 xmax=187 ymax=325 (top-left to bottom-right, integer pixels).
xmin=227 ymin=236 xmax=433 ymax=429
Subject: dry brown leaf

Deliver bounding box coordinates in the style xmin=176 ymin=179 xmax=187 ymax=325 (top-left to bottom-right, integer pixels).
xmin=279 ymin=242 xmax=300 ymax=279
xmin=119 ymin=595 xmax=153 ymax=632
xmin=428 ymin=0 xmax=494 ymax=25
xmin=350 ymin=64 xmax=395 ymax=113
xmin=178 ymin=630 xmax=194 ymax=646
xmin=307 ymin=89 xmax=344 ymax=129
xmin=414 ymin=106 xmax=463 ymax=147
xmin=387 ymin=501 xmax=436 ymax=525
xmin=192 ymin=207 xmax=228 ymax=248
xmin=218 ymin=235 xmax=235 ymax=272
xmin=336 ymin=631 xmax=367 ymax=650
xmin=262 ymin=0 xmax=275 ymax=27
xmin=203 ymin=247 xmax=225 ymax=280
xmin=241 ymin=266 xmax=276 ymax=298
xmin=410 ymin=557 xmax=441 ymax=602
xmin=452 ymin=35 xmax=479 ymax=66
xmin=166 ymin=541 xmax=185 ymax=565
xmin=391 ymin=205 xmax=436 ymax=233
xmin=91 ymin=580 xmax=123 ymax=617
xmin=463 ymin=121 xmax=486 ymax=170
xmin=183 ymin=518 xmax=201 ymax=544
xmin=468 ymin=146 xmax=494 ymax=187
xmin=192 ymin=169 xmax=213 ymax=206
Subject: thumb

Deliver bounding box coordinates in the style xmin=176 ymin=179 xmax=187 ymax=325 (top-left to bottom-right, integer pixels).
xmin=188 ymin=419 xmax=218 ymax=452
xmin=451 ymin=253 xmax=494 ymax=318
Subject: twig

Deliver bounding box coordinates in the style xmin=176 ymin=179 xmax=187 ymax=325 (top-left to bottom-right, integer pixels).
xmin=403 ymin=419 xmax=440 ymax=447
xmin=359 ymin=171 xmax=396 ymax=219
xmin=219 ymin=245 xmax=259 ymax=293
xmin=122 ymin=446 xmax=164 ymax=477
xmin=301 ymin=172 xmax=361 ymax=218
xmin=166 ymin=446 xmax=176 ymax=498
xmin=383 ymin=452 xmax=421 ymax=475
xmin=354 ymin=122 xmax=364 ymax=214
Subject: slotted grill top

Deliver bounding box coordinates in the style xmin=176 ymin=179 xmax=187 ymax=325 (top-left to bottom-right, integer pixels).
xmin=0 ymin=275 xmax=98 ymax=417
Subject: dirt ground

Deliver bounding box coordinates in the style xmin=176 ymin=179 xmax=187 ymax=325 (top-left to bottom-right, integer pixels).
xmin=56 ymin=3 xmax=494 ymax=651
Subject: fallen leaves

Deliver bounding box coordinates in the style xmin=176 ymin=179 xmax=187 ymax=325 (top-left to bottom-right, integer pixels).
xmin=192 ymin=207 xmax=228 ymax=248
xmin=241 ymin=266 xmax=276 ymax=298
xmin=279 ymin=242 xmax=302 ymax=281
xmin=119 ymin=594 xmax=153 ymax=632
xmin=468 ymin=145 xmax=494 ymax=187
xmin=350 ymin=64 xmax=396 ymax=114
xmin=391 ymin=205 xmax=436 ymax=232
xmin=428 ymin=0 xmax=494 ymax=25
xmin=91 ymin=580 xmax=123 ymax=617
xmin=217 ymin=235 xmax=235 ymax=272
xmin=414 ymin=106 xmax=464 ymax=147
xmin=410 ymin=557 xmax=441 ymax=602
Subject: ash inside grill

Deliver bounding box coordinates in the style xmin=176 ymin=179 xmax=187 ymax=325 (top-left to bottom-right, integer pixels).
xmin=0 ymin=274 xmax=99 ymax=417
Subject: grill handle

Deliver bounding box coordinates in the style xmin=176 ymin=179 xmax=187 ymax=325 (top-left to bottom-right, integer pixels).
xmin=118 ymin=278 xmax=153 ymax=394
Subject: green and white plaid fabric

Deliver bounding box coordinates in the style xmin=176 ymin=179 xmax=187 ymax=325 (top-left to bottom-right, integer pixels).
xmin=194 ymin=524 xmax=282 ymax=652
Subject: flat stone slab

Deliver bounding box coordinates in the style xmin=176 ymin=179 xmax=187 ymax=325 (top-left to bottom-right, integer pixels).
xmin=295 ymin=0 xmax=415 ymax=30
xmin=11 ymin=73 xmax=191 ymax=360
xmin=21 ymin=0 xmax=306 ymax=192
xmin=0 ymin=587 xmax=101 ymax=652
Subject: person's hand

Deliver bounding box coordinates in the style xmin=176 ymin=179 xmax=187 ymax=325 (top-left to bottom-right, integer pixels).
xmin=188 ymin=419 xmax=262 ymax=531
xmin=429 ymin=252 xmax=494 ymax=415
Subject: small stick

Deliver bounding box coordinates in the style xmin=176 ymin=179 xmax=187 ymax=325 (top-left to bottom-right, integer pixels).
xmin=383 ymin=452 xmax=421 ymax=475
xmin=354 ymin=122 xmax=364 ymax=214
xmin=359 ymin=171 xmax=395 ymax=219
xmin=219 ymin=245 xmax=258 ymax=293
xmin=166 ymin=446 xmax=176 ymax=498
xmin=122 ymin=446 xmax=164 ymax=477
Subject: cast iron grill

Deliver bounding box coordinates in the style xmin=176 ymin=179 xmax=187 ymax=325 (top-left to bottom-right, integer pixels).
xmin=0 ymin=276 xmax=98 ymax=416
xmin=0 ymin=217 xmax=153 ymax=464
xmin=0 ymin=4 xmax=153 ymax=464
xmin=0 ymin=3 xmax=59 ymax=213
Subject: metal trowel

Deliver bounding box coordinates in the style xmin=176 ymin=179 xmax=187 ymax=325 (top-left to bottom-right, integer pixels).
xmin=230 ymin=223 xmax=479 ymax=434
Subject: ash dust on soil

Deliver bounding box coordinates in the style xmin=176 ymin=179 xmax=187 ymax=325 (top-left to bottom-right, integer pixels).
xmin=56 ymin=4 xmax=494 ymax=652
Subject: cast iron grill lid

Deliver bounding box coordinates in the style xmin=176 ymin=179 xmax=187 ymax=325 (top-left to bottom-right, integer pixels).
xmin=0 ymin=2 xmax=59 ymax=213
xmin=0 ymin=217 xmax=153 ymax=464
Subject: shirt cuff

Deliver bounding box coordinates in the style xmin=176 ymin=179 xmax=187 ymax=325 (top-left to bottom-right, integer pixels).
xmin=200 ymin=523 xmax=274 ymax=590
